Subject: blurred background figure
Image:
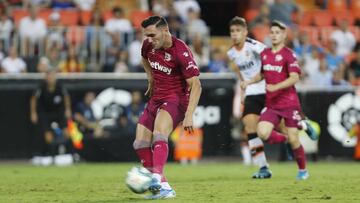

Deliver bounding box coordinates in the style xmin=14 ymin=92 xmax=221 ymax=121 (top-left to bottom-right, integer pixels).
xmin=58 ymin=46 xmax=85 ymax=73
xmin=30 ymin=70 xmax=72 ymax=165
xmin=74 ymin=91 xmax=103 ymax=139
xmin=1 ymin=46 xmax=27 ymax=74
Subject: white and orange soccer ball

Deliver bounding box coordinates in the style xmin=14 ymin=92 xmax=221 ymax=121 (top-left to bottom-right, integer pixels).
xmin=125 ymin=166 xmax=153 ymax=194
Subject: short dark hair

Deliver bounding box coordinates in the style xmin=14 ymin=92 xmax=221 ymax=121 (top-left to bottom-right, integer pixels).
xmin=270 ymin=20 xmax=287 ymax=30
xmin=112 ymin=7 xmax=123 ymax=14
xmin=141 ymin=16 xmax=168 ymax=28
xmin=229 ymin=16 xmax=247 ymax=28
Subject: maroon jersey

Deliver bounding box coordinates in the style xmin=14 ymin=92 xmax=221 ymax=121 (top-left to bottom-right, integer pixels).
xmin=260 ymin=47 xmax=301 ymax=109
xmin=141 ymin=36 xmax=200 ymax=104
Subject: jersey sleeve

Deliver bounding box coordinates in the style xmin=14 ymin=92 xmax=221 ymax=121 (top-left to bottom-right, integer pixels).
xmin=251 ymin=40 xmax=267 ymax=54
xmin=226 ymin=49 xmax=234 ymax=61
xmin=286 ymin=50 xmax=301 ymax=75
xmin=176 ymin=42 xmax=200 ymax=79
xmin=141 ymin=39 xmax=150 ymax=60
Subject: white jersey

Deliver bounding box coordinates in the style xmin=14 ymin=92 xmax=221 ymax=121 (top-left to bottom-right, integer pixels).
xmin=227 ymin=38 xmax=266 ymax=96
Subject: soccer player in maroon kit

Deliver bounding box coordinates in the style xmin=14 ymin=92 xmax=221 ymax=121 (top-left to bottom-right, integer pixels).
xmin=243 ymin=20 xmax=309 ymax=180
xmin=133 ymin=16 xmax=202 ymax=199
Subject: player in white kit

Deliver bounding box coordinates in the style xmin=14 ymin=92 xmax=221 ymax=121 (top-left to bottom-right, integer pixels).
xmin=227 ymin=16 xmax=272 ymax=178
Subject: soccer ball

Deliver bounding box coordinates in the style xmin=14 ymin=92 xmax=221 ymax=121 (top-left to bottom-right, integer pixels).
xmin=125 ymin=166 xmax=153 ymax=194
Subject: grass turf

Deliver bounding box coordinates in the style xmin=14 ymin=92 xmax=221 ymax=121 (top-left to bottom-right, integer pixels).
xmin=0 ymin=161 xmax=359 ymax=203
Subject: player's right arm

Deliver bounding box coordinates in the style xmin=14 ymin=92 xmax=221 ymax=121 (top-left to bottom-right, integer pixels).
xmin=142 ymin=57 xmax=154 ymax=97
xmin=241 ymin=72 xmax=263 ymax=89
xmin=228 ymin=61 xmax=243 ymax=81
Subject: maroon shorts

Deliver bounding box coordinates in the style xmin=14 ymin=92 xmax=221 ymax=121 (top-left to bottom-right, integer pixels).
xmin=259 ymin=107 xmax=302 ymax=128
xmin=138 ymin=99 xmax=186 ymax=132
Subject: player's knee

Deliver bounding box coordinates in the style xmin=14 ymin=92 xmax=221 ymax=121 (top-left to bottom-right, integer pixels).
xmin=287 ymin=133 xmax=300 ymax=147
xmin=257 ymin=126 xmax=271 ymax=140
xmin=152 ymin=133 xmax=168 ymax=144
xmin=133 ymin=140 xmax=151 ymax=150
xmin=245 ymin=125 xmax=257 ymax=134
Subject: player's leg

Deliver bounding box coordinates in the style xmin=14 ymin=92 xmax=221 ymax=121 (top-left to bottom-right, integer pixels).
xmin=232 ymin=85 xmax=250 ymax=165
xmin=284 ymin=109 xmax=309 ymax=180
xmin=244 ymin=113 xmax=272 ymax=178
xmin=133 ymin=104 xmax=155 ymax=172
xmin=258 ymin=108 xmax=286 ymax=144
xmin=286 ymin=127 xmax=309 ymax=180
xmin=148 ymin=109 xmax=176 ymax=198
xmin=298 ymin=111 xmax=319 ymax=141
xmin=133 ymin=124 xmax=153 ymax=171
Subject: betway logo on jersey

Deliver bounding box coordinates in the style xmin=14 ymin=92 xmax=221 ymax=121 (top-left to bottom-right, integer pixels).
xmin=149 ymin=60 xmax=172 ymax=75
xmin=263 ymin=64 xmax=283 ymax=73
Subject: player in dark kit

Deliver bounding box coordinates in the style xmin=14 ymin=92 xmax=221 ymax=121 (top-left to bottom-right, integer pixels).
xmin=133 ymin=16 xmax=202 ymax=199
xmin=243 ymin=20 xmax=310 ymax=180
xmin=30 ymin=70 xmax=72 ymax=158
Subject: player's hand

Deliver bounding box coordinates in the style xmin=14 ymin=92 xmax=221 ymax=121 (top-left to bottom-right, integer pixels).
xmin=183 ymin=113 xmax=194 ymax=134
xmin=266 ymin=84 xmax=278 ymax=92
xmin=240 ymin=81 xmax=249 ymax=90
xmin=31 ymin=113 xmax=38 ymax=124
xmin=145 ymin=82 xmax=153 ymax=97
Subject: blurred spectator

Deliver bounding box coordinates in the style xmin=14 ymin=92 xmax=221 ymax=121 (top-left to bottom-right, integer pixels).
xmin=1 ymin=46 xmax=27 ymax=74
xmin=58 ymin=46 xmax=85 ymax=72
xmin=189 ymin=33 xmax=209 ymax=70
xmin=74 ymin=91 xmax=104 ymax=138
xmin=106 ymin=111 xmax=136 ymax=137
xmin=301 ymin=48 xmax=322 ymax=81
xmin=103 ymin=34 xmax=123 ymax=72
xmin=348 ymin=49 xmax=360 ymax=85
xmin=51 ymin=0 xmax=75 ymax=9
xmin=0 ymin=42 xmax=5 ymax=62
xmin=249 ymin=4 xmax=270 ymax=30
xmin=46 ymin=11 xmax=65 ymax=51
xmin=128 ymin=29 xmax=143 ymax=72
xmin=152 ymin=0 xmax=171 ymax=16
xmin=332 ymin=68 xmax=350 ymax=86
xmin=74 ymin=0 xmax=96 ymax=11
xmin=0 ymin=9 xmax=13 ymax=50
xmin=330 ymin=20 xmax=356 ymax=57
xmin=114 ymin=51 xmax=129 ymax=73
xmin=173 ymin=0 xmax=200 ymax=23
xmin=309 ymin=59 xmax=332 ymax=86
xmin=30 ymin=70 xmax=72 ymax=157
xmin=125 ymin=90 xmax=145 ymax=125
xmin=186 ymin=8 xmax=208 ymax=40
xmin=207 ymin=48 xmax=228 ymax=73
xmin=37 ymin=47 xmax=61 ymax=72
xmin=104 ymin=7 xmax=132 ymax=38
xmin=85 ymin=9 xmax=104 ymax=72
xmin=269 ymin=0 xmax=298 ymax=26
xmin=23 ymin=0 xmax=51 ymax=8
xmin=325 ymin=40 xmax=345 ymax=72
xmin=19 ymin=5 xmax=47 ymax=54
xmin=165 ymin=6 xmax=184 ymax=38
xmin=293 ymin=32 xmax=320 ymax=58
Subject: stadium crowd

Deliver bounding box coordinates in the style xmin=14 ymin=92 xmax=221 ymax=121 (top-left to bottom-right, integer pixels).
xmin=0 ymin=0 xmax=359 ymax=89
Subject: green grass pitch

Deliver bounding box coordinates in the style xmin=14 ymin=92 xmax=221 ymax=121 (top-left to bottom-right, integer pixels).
xmin=0 ymin=161 xmax=359 ymax=203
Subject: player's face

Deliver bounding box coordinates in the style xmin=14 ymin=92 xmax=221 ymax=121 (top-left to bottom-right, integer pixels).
xmin=144 ymin=25 xmax=165 ymax=49
xmin=230 ymin=25 xmax=247 ymax=45
xmin=270 ymin=26 xmax=286 ymax=46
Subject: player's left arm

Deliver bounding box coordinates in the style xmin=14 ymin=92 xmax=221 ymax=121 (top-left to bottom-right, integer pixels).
xmin=266 ymin=72 xmax=299 ymax=92
xmin=183 ymin=76 xmax=202 ymax=133
xmin=62 ymin=87 xmax=72 ymax=119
